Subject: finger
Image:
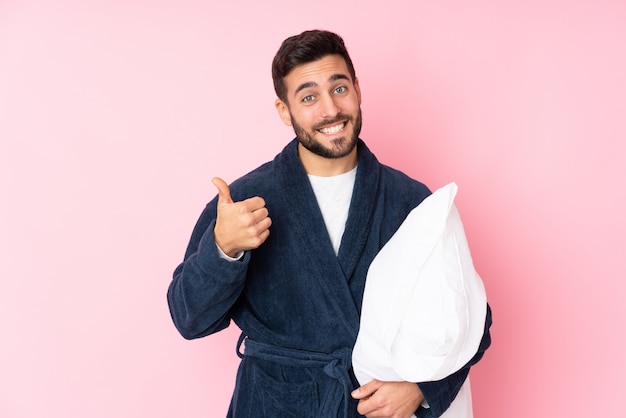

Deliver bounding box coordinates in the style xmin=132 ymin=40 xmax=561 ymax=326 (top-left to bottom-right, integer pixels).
xmin=255 ymin=215 xmax=272 ymax=233
xmin=351 ymin=379 xmax=383 ymax=399
xmin=250 ymin=206 xmax=270 ymax=223
xmin=243 ymin=196 xmax=267 ymax=212
xmin=212 ymin=177 xmax=233 ymax=204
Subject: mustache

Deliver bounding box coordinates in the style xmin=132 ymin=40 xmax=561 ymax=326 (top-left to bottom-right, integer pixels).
xmin=312 ymin=114 xmax=352 ymax=131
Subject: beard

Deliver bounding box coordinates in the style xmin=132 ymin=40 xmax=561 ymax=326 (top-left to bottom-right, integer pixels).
xmin=291 ymin=109 xmax=362 ymax=159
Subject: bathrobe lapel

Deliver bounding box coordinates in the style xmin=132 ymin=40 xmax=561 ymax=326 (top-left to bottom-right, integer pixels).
xmin=337 ymin=142 xmax=380 ymax=281
xmin=274 ymin=140 xmax=380 ymax=335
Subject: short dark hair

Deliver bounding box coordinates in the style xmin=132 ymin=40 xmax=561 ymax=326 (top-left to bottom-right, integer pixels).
xmin=272 ymin=30 xmax=357 ymax=103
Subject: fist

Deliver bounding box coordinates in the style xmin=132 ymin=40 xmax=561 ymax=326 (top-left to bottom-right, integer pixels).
xmin=212 ymin=177 xmax=272 ymax=257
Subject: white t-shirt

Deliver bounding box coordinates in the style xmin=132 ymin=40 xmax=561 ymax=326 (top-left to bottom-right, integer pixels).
xmin=308 ymin=166 xmax=357 ymax=255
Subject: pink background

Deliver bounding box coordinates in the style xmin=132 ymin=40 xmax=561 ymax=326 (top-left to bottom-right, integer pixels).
xmin=1 ymin=1 xmax=625 ymax=417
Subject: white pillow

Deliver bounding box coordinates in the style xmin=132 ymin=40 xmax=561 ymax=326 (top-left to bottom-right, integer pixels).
xmin=353 ymin=182 xmax=487 ymax=384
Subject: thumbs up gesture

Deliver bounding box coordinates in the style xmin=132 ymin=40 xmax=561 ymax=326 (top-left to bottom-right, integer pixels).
xmin=212 ymin=177 xmax=272 ymax=258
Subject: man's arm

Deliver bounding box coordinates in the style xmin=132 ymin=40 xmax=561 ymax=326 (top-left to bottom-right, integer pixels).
xmin=167 ymin=178 xmax=271 ymax=339
xmin=167 ymin=215 xmax=248 ymax=339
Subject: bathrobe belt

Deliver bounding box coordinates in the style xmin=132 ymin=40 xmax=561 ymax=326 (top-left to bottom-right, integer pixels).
xmin=237 ymin=332 xmax=354 ymax=417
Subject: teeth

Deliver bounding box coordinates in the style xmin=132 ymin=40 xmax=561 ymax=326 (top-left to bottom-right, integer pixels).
xmin=319 ymin=123 xmax=345 ymax=134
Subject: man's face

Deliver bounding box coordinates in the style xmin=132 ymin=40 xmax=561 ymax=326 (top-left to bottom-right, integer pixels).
xmin=275 ymin=54 xmax=362 ymax=159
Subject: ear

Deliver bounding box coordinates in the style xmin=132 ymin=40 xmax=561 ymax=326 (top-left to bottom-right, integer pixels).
xmin=275 ymin=98 xmax=292 ymax=126
xmin=354 ymin=77 xmax=362 ymax=105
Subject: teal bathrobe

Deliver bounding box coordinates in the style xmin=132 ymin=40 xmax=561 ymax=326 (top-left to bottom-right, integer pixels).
xmin=167 ymin=139 xmax=492 ymax=417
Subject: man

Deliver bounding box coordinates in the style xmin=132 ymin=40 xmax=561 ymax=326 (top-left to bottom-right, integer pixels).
xmin=168 ymin=30 xmax=492 ymax=417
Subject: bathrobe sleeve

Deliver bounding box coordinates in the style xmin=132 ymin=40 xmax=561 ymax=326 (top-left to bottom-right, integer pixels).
xmin=167 ymin=196 xmax=250 ymax=340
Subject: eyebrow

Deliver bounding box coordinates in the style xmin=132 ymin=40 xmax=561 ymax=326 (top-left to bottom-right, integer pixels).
xmin=293 ymin=73 xmax=351 ymax=96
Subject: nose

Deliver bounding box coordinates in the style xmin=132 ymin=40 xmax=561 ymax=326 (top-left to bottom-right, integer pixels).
xmin=319 ymin=93 xmax=341 ymax=118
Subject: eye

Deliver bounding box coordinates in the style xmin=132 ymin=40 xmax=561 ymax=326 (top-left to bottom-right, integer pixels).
xmin=302 ymin=95 xmax=315 ymax=103
xmin=334 ymin=86 xmax=347 ymax=94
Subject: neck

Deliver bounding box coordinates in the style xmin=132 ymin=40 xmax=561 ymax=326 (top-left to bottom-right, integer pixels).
xmin=297 ymin=143 xmax=358 ymax=176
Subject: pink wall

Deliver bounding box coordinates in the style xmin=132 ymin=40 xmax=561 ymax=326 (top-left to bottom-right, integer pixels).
xmin=1 ymin=1 xmax=624 ymax=417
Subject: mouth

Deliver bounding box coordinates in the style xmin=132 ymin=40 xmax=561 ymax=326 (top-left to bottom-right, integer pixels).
xmin=317 ymin=121 xmax=347 ymax=135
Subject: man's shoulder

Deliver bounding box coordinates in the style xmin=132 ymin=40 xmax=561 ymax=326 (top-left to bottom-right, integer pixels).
xmin=379 ymin=163 xmax=431 ymax=195
xmin=227 ymin=140 xmax=299 ymax=199
xmin=358 ymin=139 xmax=430 ymax=195
xmin=369 ymin=164 xmax=431 ymax=218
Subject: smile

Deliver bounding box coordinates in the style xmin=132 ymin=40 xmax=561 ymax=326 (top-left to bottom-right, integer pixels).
xmin=317 ymin=122 xmax=346 ymax=135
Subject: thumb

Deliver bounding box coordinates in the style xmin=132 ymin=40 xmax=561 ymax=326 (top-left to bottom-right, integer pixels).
xmin=351 ymin=379 xmax=383 ymax=399
xmin=212 ymin=177 xmax=233 ymax=204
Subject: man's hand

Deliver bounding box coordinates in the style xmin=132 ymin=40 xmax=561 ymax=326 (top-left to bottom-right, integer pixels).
xmin=212 ymin=177 xmax=271 ymax=257
xmin=351 ymin=379 xmax=424 ymax=418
